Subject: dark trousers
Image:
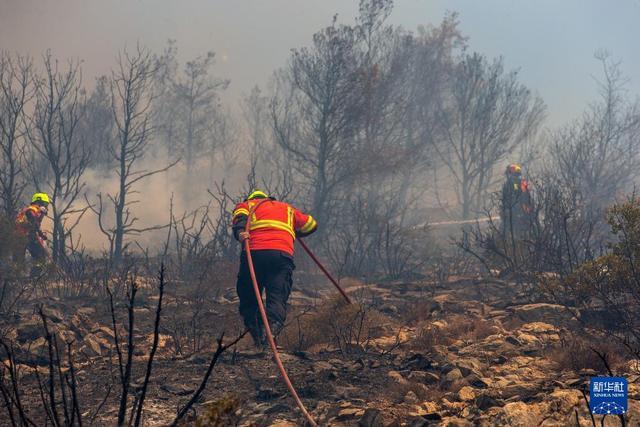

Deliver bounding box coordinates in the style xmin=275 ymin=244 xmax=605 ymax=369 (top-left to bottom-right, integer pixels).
xmin=236 ymin=250 xmax=295 ymax=332
xmin=502 ymin=208 xmax=532 ymax=238
xmin=26 ymin=239 xmax=46 ymax=261
xmin=12 ymin=238 xmax=46 ymax=277
xmin=13 ymin=236 xmax=46 ymax=263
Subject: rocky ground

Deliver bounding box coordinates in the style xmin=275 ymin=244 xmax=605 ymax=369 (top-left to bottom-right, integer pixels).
xmin=2 ymin=272 xmax=639 ymax=426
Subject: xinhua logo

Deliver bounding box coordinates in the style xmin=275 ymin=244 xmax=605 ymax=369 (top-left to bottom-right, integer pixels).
xmin=589 ymin=377 xmax=628 ymax=415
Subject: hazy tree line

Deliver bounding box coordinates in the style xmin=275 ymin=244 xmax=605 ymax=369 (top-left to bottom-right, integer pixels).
xmin=1 ymin=0 xmax=639 ymax=279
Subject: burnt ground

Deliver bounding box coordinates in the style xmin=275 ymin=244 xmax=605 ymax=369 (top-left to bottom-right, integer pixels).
xmin=2 ymin=270 xmax=640 ymax=426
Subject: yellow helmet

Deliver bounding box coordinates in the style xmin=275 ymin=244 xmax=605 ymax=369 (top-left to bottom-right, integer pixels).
xmin=247 ymin=189 xmax=268 ymax=200
xmin=32 ymin=192 xmax=51 ymax=205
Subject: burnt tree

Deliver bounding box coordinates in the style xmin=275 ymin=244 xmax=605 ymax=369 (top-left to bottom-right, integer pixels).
xmin=434 ymin=53 xmax=545 ymax=219
xmin=0 ymin=52 xmax=33 ymax=220
xmin=26 ymin=52 xmax=89 ymax=263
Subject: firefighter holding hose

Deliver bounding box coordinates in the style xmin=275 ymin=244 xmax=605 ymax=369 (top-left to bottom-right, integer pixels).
xmin=231 ymin=190 xmax=317 ymax=348
xmin=501 ymin=163 xmax=534 ymax=237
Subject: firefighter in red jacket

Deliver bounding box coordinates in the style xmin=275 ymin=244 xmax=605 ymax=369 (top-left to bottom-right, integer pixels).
xmin=15 ymin=192 xmax=50 ymax=275
xmin=232 ymin=190 xmax=318 ymax=347
xmin=501 ymin=164 xmax=534 ymax=236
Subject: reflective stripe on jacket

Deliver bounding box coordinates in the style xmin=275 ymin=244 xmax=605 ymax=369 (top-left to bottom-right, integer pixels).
xmin=231 ymin=199 xmax=317 ymax=255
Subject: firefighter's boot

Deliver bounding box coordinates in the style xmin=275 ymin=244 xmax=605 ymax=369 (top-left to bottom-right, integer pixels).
xmin=270 ymin=320 xmax=284 ymax=338
xmin=248 ymin=322 xmax=266 ymax=349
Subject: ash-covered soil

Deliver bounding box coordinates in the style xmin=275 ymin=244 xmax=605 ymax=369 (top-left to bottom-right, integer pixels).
xmin=3 ymin=273 xmax=639 ymax=426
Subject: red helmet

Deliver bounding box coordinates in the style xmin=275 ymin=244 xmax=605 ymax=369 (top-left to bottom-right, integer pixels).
xmin=506 ymin=164 xmax=522 ymax=175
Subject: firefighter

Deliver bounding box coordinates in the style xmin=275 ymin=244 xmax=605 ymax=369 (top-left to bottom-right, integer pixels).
xmin=501 ymin=164 xmax=533 ymax=236
xmin=15 ymin=192 xmax=50 ymax=276
xmin=232 ymin=190 xmax=318 ymax=348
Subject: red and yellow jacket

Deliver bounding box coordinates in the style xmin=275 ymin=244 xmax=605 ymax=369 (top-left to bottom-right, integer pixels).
xmin=231 ymin=198 xmax=317 ymax=256
xmin=15 ymin=204 xmax=47 ymax=241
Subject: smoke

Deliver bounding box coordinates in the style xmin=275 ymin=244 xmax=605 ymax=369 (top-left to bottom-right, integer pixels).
xmin=4 ymin=0 xmax=640 ymax=258
xmin=0 ymin=0 xmax=361 ymax=106
xmin=66 ymin=148 xmax=248 ymax=254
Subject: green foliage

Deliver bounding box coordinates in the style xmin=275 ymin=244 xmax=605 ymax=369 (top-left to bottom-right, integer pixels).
xmin=608 ymin=197 xmax=640 ymax=258
xmin=560 ymin=197 xmax=640 ymax=300
xmin=551 ymin=196 xmax=640 ymax=357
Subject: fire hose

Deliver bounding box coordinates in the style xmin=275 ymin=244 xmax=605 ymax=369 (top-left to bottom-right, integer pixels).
xmin=297 ymin=238 xmax=352 ymax=304
xmin=243 ymin=201 xmax=352 ymax=426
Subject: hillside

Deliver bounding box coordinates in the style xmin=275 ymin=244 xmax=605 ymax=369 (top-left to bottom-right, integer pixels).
xmin=2 ymin=270 xmax=637 ymax=426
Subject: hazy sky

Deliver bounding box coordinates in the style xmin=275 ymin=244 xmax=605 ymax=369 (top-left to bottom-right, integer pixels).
xmin=1 ymin=0 xmax=638 ymax=127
